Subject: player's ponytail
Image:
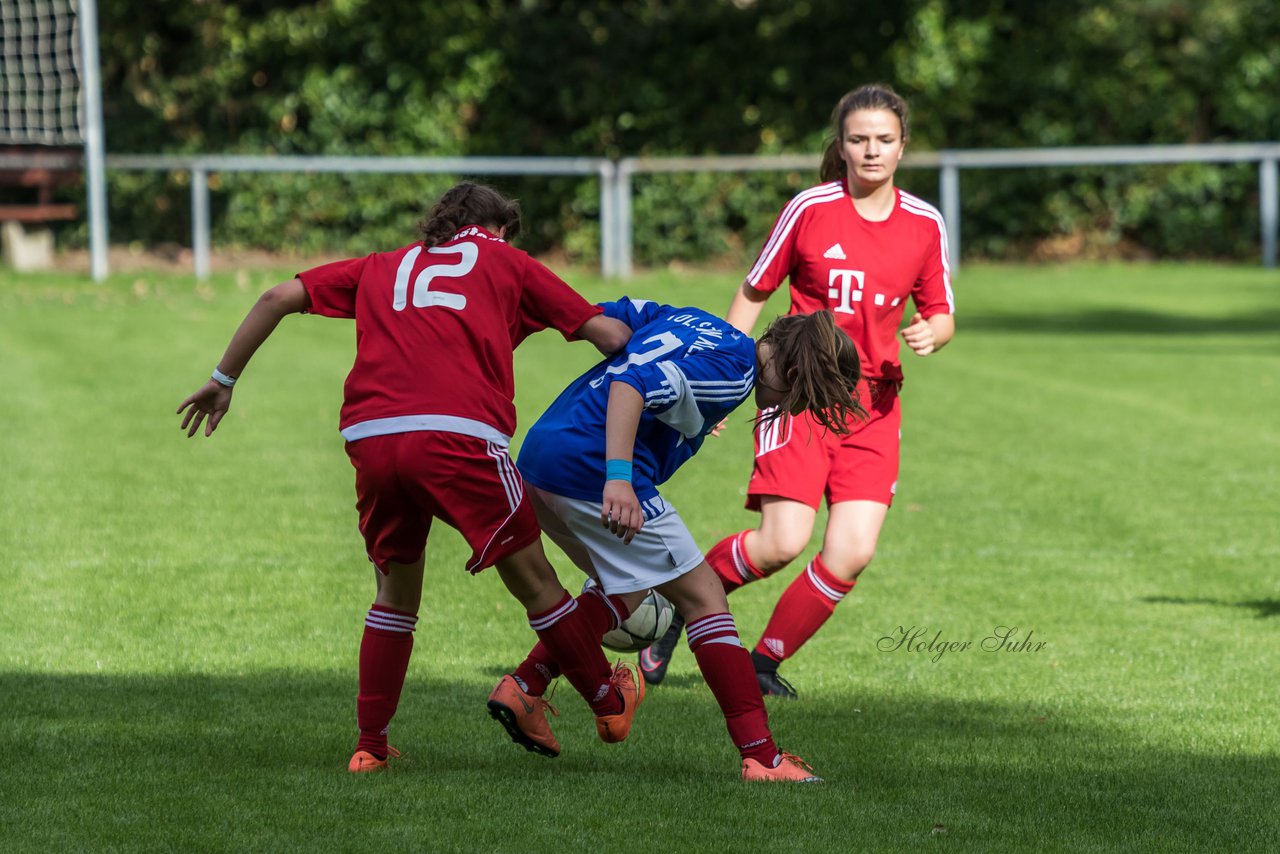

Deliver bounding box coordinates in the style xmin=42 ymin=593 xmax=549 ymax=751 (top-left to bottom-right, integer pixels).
xmin=819 ymin=83 xmax=910 ymax=184
xmin=418 ymin=182 xmax=522 ymax=247
xmin=819 ymin=140 xmax=845 ymax=185
xmin=757 ymin=311 xmax=865 ymax=435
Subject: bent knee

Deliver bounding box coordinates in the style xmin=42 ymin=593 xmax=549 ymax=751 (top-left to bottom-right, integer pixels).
xmin=750 ymin=532 xmax=809 ymax=574
xmin=823 ymin=546 xmax=876 ymax=579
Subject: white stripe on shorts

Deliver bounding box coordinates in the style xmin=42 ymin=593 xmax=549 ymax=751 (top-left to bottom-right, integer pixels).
xmin=486 ymin=441 xmax=523 ymax=512
xmin=755 ymin=409 xmax=792 ymax=456
xmin=731 ymin=534 xmax=751 ymax=582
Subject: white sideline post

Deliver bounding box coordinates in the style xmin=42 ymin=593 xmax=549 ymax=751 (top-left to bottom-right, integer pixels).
xmin=940 ymin=155 xmax=961 ymax=272
xmin=1261 ymin=156 xmax=1277 ymax=269
xmin=617 ymin=159 xmax=634 ymax=279
xmin=598 ymin=160 xmax=616 ymax=278
xmin=192 ymin=165 xmax=210 ymax=280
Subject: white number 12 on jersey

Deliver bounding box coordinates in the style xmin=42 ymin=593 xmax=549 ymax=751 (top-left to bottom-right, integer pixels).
xmin=392 ymin=243 xmax=476 ymax=311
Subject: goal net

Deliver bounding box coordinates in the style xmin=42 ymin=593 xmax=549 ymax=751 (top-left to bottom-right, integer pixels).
xmin=0 ymin=0 xmax=83 ymax=145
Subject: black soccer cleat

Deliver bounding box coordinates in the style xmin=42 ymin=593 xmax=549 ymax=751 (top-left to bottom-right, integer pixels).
xmin=637 ymin=612 xmax=685 ymax=685
xmin=755 ymin=667 xmax=798 ymax=700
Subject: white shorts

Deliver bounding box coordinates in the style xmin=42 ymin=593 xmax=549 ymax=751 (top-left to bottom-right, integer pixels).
xmin=530 ymin=487 xmax=704 ymax=595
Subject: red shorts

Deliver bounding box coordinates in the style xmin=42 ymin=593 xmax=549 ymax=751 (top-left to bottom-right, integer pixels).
xmin=747 ymin=380 xmax=901 ymax=510
xmin=344 ymin=431 xmax=541 ymax=574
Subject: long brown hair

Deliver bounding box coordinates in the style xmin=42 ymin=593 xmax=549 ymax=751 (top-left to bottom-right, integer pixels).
xmin=756 ymin=310 xmax=864 ymax=435
xmin=418 ymin=182 xmax=522 ymax=247
xmin=818 ymin=83 xmax=910 ymax=184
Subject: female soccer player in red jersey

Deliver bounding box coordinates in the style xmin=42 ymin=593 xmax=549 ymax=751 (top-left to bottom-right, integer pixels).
xmin=177 ymin=183 xmax=642 ymax=771
xmin=640 ymin=84 xmax=955 ymax=697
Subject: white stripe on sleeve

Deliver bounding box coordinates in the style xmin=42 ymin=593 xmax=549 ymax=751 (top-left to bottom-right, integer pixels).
xmin=899 ymin=192 xmax=955 ymax=313
xmin=746 ymin=184 xmax=844 ymax=287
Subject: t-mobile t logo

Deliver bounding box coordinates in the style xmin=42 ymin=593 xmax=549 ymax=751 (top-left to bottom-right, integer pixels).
xmin=828 ymin=268 xmax=865 ymax=315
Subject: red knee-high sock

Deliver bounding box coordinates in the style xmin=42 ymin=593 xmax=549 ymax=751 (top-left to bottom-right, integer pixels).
xmin=514 ymin=585 xmax=631 ymax=696
xmin=512 ymin=642 xmax=559 ymax=697
xmin=754 ymin=553 xmax=855 ymax=663
xmin=356 ymin=604 xmax=418 ymax=757
xmin=527 ymin=590 xmax=621 ymax=715
xmin=686 ymin=612 xmax=779 ymax=766
xmin=706 ymin=530 xmax=769 ymax=594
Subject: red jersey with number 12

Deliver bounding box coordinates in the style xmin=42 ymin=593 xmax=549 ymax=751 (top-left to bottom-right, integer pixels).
xmin=298 ymin=226 xmax=601 ymax=444
xmin=746 ymin=183 xmax=954 ymax=383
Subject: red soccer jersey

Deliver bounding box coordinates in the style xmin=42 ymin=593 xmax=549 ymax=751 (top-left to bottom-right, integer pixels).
xmin=746 ymin=182 xmax=954 ymax=382
xmin=298 ymin=225 xmax=601 ymax=443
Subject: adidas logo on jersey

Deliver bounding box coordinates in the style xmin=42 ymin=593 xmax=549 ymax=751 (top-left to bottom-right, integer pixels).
xmin=823 ymin=243 xmax=846 ymax=260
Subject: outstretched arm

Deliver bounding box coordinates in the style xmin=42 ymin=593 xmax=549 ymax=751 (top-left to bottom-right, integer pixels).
xmin=725 ymin=279 xmax=770 ymax=335
xmin=601 ymin=381 xmax=645 ymax=544
xmin=576 ymin=313 xmax=633 ymax=355
xmin=176 ymin=278 xmax=310 ymax=437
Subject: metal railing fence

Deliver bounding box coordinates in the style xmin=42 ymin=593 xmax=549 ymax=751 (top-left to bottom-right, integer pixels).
xmin=611 ymin=143 xmax=1280 ymax=276
xmin=1 ymin=142 xmax=1276 ymax=278
xmin=104 ymin=154 xmax=615 ymax=281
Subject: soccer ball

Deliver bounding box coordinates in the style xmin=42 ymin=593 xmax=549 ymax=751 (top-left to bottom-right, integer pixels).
xmin=582 ymin=577 xmax=676 ymax=653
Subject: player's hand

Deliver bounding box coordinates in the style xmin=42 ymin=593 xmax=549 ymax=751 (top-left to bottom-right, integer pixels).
xmin=601 ymin=480 xmax=643 ymax=544
xmin=177 ymin=380 xmax=233 ymax=438
xmin=709 ymin=418 xmax=729 ymax=438
xmin=901 ymin=312 xmax=937 ymax=356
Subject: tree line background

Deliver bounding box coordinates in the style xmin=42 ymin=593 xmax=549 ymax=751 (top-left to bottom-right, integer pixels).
xmin=72 ymin=0 xmax=1280 ymax=264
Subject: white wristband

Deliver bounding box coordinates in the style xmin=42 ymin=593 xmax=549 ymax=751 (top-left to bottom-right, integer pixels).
xmin=211 ymin=368 xmax=238 ymax=388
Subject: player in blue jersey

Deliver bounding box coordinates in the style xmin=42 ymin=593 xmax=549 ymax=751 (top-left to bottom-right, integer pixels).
xmin=487 ymin=298 xmax=863 ymax=782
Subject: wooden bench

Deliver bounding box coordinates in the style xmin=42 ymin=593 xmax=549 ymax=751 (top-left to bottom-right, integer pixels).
xmin=0 ymin=165 xmax=80 ymax=222
xmin=0 ymin=148 xmax=81 ymax=269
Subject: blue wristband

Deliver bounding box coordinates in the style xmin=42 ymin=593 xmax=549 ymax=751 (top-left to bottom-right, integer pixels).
xmin=605 ymin=459 xmax=633 ymax=483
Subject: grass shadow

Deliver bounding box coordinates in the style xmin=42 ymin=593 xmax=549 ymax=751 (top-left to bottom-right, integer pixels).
xmin=1142 ymin=595 xmax=1280 ymax=619
xmin=480 ymin=661 xmax=727 ymax=691
xmin=2 ymin=671 xmax=1276 ymax=851
xmin=962 ymin=307 xmax=1280 ymax=336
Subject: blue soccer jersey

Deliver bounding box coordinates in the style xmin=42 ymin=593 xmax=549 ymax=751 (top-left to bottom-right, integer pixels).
xmin=518 ymin=298 xmax=756 ymax=503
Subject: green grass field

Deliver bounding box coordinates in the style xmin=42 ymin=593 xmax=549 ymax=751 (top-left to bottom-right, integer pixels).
xmin=2 ymin=261 xmax=1278 ymax=852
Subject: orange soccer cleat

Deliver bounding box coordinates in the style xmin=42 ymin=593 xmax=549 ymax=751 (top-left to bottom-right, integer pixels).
xmin=347 ymin=745 xmax=402 ymax=773
xmin=741 ymin=752 xmax=824 ymax=783
xmin=487 ymin=674 xmax=561 ymax=758
xmin=595 ymin=661 xmax=646 ymax=744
